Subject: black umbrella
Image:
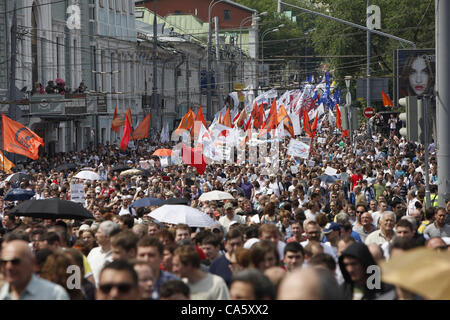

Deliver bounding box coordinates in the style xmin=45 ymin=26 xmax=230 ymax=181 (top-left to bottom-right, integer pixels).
xmin=4 ymin=188 xmax=35 ymax=201
xmin=131 ymin=197 xmax=164 ymax=208
xmin=5 ymin=172 xmax=33 ymax=183
xmin=110 ymin=165 xmax=131 ymax=173
xmin=55 ymin=163 xmax=78 ymax=171
xmin=9 ymin=199 xmax=94 ymax=220
xmin=163 ymin=197 xmax=190 ymax=205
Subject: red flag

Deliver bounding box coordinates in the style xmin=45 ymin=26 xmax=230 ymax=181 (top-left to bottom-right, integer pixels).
xmin=303 ymin=105 xmax=312 ymax=137
xmin=111 ymin=105 xmax=120 ymax=133
xmin=253 ymin=104 xmax=264 ymax=129
xmin=381 ymin=90 xmax=393 ymax=108
xmin=131 ymin=114 xmax=150 ymax=140
xmin=341 ymin=129 xmax=349 ymax=137
xmin=120 ymin=114 xmax=132 ymax=150
xmin=2 ymin=114 xmax=44 ymax=160
xmin=310 ymin=112 xmax=319 ymax=139
xmin=181 ymin=144 xmax=208 ymax=175
xmin=336 ymin=104 xmax=342 ymax=131
xmin=258 ymin=99 xmax=278 ymax=137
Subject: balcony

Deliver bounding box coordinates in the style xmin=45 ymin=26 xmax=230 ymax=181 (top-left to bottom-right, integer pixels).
xmin=29 ymin=93 xmax=87 ymax=118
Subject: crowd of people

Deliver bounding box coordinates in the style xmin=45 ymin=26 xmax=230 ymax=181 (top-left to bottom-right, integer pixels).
xmin=0 ymin=113 xmax=448 ymax=300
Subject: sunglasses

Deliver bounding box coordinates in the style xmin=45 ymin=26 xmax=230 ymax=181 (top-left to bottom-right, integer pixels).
xmin=0 ymin=258 xmax=21 ymax=266
xmin=99 ymin=283 xmax=135 ymax=294
xmin=356 ymin=211 xmax=365 ymax=214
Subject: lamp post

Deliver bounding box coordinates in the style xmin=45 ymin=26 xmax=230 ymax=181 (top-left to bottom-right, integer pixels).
xmin=207 ymin=0 xmax=227 ymax=121
xmin=260 ymin=25 xmax=284 ymax=87
xmin=239 ymin=12 xmax=267 ymax=84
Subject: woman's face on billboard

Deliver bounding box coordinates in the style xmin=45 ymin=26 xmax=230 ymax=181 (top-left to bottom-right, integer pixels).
xmin=409 ymin=56 xmax=429 ymax=95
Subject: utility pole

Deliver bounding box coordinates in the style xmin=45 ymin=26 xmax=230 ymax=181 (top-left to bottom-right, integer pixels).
xmin=436 ymin=0 xmax=450 ymax=206
xmin=7 ymin=1 xmax=18 ymax=162
xmin=153 ymin=0 xmax=160 ymax=131
xmin=214 ymin=16 xmax=224 ymax=109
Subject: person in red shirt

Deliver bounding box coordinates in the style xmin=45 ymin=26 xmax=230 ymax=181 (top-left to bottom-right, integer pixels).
xmin=350 ymin=168 xmax=363 ymax=191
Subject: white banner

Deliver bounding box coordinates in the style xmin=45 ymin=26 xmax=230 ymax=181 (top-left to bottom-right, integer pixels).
xmin=70 ymin=184 xmax=85 ymax=204
xmin=287 ymin=140 xmax=310 ymax=159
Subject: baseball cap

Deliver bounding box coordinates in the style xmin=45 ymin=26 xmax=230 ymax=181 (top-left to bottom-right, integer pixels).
xmin=323 ymin=222 xmax=341 ymax=234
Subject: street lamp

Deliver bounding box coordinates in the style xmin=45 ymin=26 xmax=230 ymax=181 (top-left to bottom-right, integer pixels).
xmin=260 ymin=25 xmax=284 ymax=87
xmin=207 ymin=0 xmax=227 ymax=121
xmin=239 ymin=12 xmax=268 ymax=83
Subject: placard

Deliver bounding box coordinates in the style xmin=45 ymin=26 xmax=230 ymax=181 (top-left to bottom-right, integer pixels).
xmin=70 ymin=184 xmax=85 ymax=204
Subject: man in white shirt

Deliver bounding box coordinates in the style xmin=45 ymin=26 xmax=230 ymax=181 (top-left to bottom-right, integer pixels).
xmin=301 ymin=220 xmax=338 ymax=262
xmin=87 ymin=221 xmax=121 ymax=286
xmin=219 ymin=202 xmax=246 ymax=234
xmin=268 ymin=174 xmax=281 ymax=197
xmin=172 ymin=245 xmax=230 ymax=300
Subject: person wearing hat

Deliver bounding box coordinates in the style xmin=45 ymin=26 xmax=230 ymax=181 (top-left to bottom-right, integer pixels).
xmin=218 ymin=202 xmax=246 ymax=234
xmin=322 ymin=222 xmax=341 ymax=258
xmin=118 ymin=195 xmax=136 ymax=216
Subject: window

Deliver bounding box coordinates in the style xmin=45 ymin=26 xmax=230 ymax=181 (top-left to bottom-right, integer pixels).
xmin=116 ymin=0 xmax=121 ymax=12
xmin=129 ymin=0 xmax=134 ymax=15
xmin=109 ymin=0 xmax=113 ymax=10
xmin=99 ymin=0 xmax=104 ymax=8
xmin=122 ymin=0 xmax=127 ymax=12
xmin=224 ymin=10 xmax=231 ymax=21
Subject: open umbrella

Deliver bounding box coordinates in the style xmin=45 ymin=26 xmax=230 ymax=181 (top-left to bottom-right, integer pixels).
xmin=199 ymin=190 xmax=234 ymax=201
xmin=120 ymin=168 xmax=151 ymax=177
xmin=163 ymin=197 xmax=190 ymax=205
xmin=74 ymin=170 xmax=101 ymax=180
xmin=9 ymin=198 xmax=94 ymax=220
xmin=318 ymin=175 xmax=338 ymax=183
xmin=148 ymin=205 xmax=215 ymax=227
xmin=130 ymin=197 xmax=164 ymax=208
xmin=110 ymin=165 xmax=131 ymax=173
xmin=5 ymin=172 xmax=33 ymax=183
xmin=55 ymin=163 xmax=77 ymax=171
xmin=380 ymin=247 xmax=450 ymax=300
xmin=153 ymin=149 xmax=173 ymax=157
xmin=4 ymin=188 xmax=36 ymax=201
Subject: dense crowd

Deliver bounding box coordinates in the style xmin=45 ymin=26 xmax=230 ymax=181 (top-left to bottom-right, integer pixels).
xmin=0 ymin=116 xmax=448 ymax=300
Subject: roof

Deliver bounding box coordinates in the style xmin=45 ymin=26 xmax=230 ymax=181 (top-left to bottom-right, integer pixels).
xmin=223 ymin=0 xmax=258 ymax=13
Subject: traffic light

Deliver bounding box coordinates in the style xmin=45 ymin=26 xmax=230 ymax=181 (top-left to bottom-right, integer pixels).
xmin=399 ymin=96 xmax=418 ymax=142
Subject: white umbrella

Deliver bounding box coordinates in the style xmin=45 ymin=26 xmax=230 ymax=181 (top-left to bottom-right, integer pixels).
xmin=199 ymin=190 xmax=234 ymax=201
xmin=74 ymin=170 xmax=101 ymax=181
xmin=148 ymin=205 xmax=215 ymax=228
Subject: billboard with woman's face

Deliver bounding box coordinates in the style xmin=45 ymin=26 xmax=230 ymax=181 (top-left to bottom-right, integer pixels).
xmin=394 ymin=49 xmax=435 ymax=107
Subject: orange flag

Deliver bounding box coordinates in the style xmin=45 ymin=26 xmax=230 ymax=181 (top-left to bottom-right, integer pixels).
xmin=175 ymin=108 xmax=195 ymax=135
xmin=254 ymin=104 xmax=265 ymax=129
xmin=112 ymin=108 xmax=132 ymax=129
xmin=218 ymin=112 xmax=222 ymax=125
xmin=111 ymin=105 xmax=120 ymax=133
xmin=303 ymin=106 xmax=312 ymax=137
xmin=0 ymin=150 xmax=15 ymax=173
xmin=235 ymin=109 xmax=247 ymax=128
xmin=195 ymin=106 xmax=207 ymax=127
xmin=277 ymin=105 xmax=295 ymax=138
xmin=381 ymin=90 xmax=393 ymax=108
xmin=120 ymin=114 xmax=132 ymax=150
xmin=258 ymin=99 xmax=278 ymax=137
xmin=131 ymin=114 xmax=150 ymax=140
xmin=2 ymin=114 xmax=44 ymax=160
xmin=341 ymin=129 xmax=349 ymax=138
xmin=336 ymin=104 xmax=342 ymax=131
xmin=222 ymin=108 xmax=232 ymax=127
